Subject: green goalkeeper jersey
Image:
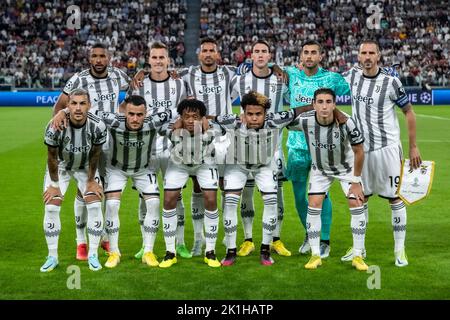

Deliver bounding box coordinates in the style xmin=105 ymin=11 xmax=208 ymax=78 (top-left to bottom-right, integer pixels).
xmin=284 ymin=66 xmax=350 ymax=180
xmin=285 ymin=66 xmax=350 ymax=150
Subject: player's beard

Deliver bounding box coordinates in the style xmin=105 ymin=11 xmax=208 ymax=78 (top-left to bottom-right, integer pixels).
xmin=92 ymin=65 xmax=107 ymax=76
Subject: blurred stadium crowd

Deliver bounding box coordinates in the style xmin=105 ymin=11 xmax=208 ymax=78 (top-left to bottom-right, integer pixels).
xmin=1 ymin=0 xmax=449 ymax=88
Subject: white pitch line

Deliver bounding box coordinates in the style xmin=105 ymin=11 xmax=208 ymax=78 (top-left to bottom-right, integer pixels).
xmin=401 ymin=139 xmax=450 ymax=143
xmin=414 ymin=114 xmax=450 ymax=121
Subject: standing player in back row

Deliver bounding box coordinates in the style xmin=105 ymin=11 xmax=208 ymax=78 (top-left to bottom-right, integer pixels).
xmin=126 ymin=42 xmax=189 ymax=260
xmin=52 ymin=43 xmax=131 ymax=260
xmin=178 ymin=38 xmax=238 ymax=256
xmin=284 ymin=40 xmax=351 ymax=258
xmin=340 ymin=40 xmax=421 ymax=266
xmin=229 ymin=40 xmax=291 ymax=258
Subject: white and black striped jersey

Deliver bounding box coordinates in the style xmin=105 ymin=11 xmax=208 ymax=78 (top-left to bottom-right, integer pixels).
xmin=214 ymin=110 xmax=299 ymax=170
xmin=230 ymin=69 xmax=288 ymax=113
xmin=44 ymin=114 xmax=107 ymax=171
xmin=96 ymin=110 xmax=173 ymax=173
xmin=129 ymin=75 xmax=187 ymax=154
xmin=298 ymin=110 xmax=364 ymax=176
xmin=179 ymin=65 xmax=237 ymax=116
xmin=168 ymin=127 xmax=218 ymax=167
xmin=342 ymin=67 xmax=410 ymax=152
xmin=63 ymin=67 xmax=131 ymax=113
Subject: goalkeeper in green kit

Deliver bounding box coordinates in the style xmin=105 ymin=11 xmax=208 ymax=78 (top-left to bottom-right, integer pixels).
xmin=284 ymin=40 xmax=351 ymax=258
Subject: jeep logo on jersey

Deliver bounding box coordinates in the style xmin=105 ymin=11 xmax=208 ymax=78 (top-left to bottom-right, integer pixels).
xmin=352 ymin=94 xmax=374 ymax=105
xmin=120 ymin=140 xmax=145 ymax=148
xmin=94 ymin=92 xmax=117 ymax=102
xmin=152 ymin=99 xmax=172 ymax=108
xmin=311 ymin=140 xmax=336 ymax=150
xmin=198 ymin=85 xmax=223 ymax=94
xmin=65 ymin=144 xmax=91 ymax=153
xmin=295 ymin=95 xmax=313 ymax=104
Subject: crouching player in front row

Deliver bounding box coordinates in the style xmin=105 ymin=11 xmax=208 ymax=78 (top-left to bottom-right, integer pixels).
xmin=160 ymin=99 xmax=221 ymax=268
xmin=299 ymin=88 xmax=368 ymax=271
xmin=41 ymin=89 xmax=107 ymax=272
xmin=215 ymin=91 xmax=313 ymax=266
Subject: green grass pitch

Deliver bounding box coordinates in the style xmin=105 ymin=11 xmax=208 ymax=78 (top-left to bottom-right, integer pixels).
xmin=0 ymin=105 xmax=449 ymax=300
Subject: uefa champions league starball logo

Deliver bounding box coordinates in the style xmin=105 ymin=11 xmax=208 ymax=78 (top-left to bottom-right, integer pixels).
xmin=420 ymin=92 xmax=431 ymax=104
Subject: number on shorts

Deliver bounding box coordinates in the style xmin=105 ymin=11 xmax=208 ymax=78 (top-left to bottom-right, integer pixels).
xmin=209 ymin=168 xmax=219 ymax=180
xmin=148 ymin=173 xmax=157 ymax=184
xmin=389 ymin=176 xmax=400 ymax=188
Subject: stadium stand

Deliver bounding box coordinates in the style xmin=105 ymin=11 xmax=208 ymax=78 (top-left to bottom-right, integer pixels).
xmin=199 ymin=0 xmax=450 ymax=87
xmin=0 ymin=0 xmax=448 ymax=88
xmin=0 ymin=0 xmax=187 ymax=88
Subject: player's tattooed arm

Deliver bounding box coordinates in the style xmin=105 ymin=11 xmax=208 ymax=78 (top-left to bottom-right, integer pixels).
xmin=402 ymin=103 xmax=422 ymax=169
xmin=43 ymin=146 xmax=63 ymax=204
xmin=85 ymin=144 xmax=103 ymax=200
xmin=131 ymin=63 xmax=150 ymax=89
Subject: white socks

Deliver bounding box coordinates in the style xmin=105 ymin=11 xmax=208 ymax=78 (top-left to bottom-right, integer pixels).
xmin=43 ymin=204 xmax=61 ymax=257
xmin=86 ymin=201 xmax=103 ymax=257
xmin=240 ymin=182 xmax=255 ymax=240
xmin=204 ymin=209 xmax=219 ymax=252
xmin=143 ymin=198 xmax=160 ymax=253
xmin=391 ymin=201 xmax=407 ymax=253
xmin=306 ymin=206 xmax=321 ymax=256
xmin=74 ymin=196 xmax=87 ymax=245
xmin=273 ymin=184 xmax=284 ymax=238
xmin=105 ymin=199 xmax=121 ymax=254
xmin=191 ymin=192 xmax=204 ymax=241
xmin=261 ymin=194 xmax=278 ymax=246
xmin=350 ymin=206 xmax=366 ymax=257
xmin=223 ymin=194 xmax=240 ymax=250
xmin=162 ymin=208 xmax=177 ymax=254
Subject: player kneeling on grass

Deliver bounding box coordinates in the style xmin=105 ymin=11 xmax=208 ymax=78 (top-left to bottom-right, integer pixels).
xmin=41 ymin=89 xmax=106 ymax=272
xmin=298 ymin=88 xmax=368 ymax=271
xmin=160 ymin=99 xmax=221 ymax=268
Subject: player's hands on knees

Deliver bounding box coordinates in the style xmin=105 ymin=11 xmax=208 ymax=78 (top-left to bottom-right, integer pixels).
xmin=348 ymin=183 xmax=364 ymax=206
xmin=51 ymin=110 xmax=68 ymax=131
xmin=43 ymin=186 xmax=63 ymax=204
xmin=409 ymin=146 xmax=422 ymax=170
xmin=85 ymin=180 xmax=104 ymax=200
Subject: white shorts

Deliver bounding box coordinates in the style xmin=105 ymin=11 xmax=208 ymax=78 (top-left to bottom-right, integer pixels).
xmin=362 ymin=144 xmax=402 ymax=199
xmin=308 ymin=170 xmax=363 ymax=198
xmin=43 ymin=167 xmax=101 ymax=196
xmin=223 ymin=164 xmax=278 ymax=194
xmin=164 ymin=160 xmax=219 ymax=190
xmin=104 ymin=166 xmax=159 ymax=196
